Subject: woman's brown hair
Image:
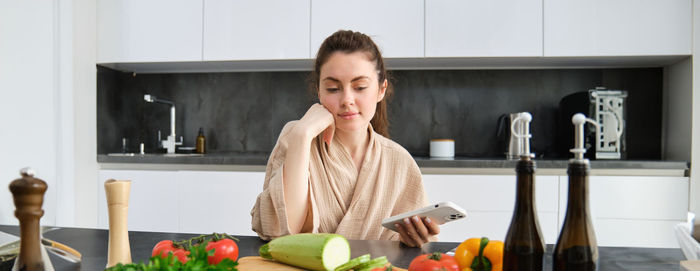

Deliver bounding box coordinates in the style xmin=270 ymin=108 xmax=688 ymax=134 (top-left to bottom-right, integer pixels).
xmin=308 ymin=30 xmax=393 ymax=138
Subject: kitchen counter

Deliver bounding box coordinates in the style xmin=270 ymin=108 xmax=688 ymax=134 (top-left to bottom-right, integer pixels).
xmin=0 ymin=225 xmax=685 ymax=270
xmin=98 ymin=153 xmax=689 ymax=176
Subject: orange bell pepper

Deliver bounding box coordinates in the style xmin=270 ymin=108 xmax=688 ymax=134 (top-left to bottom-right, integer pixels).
xmin=454 ymin=237 xmax=503 ymax=271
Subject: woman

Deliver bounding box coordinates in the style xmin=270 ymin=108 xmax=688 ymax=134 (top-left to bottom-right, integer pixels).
xmin=251 ymin=30 xmax=438 ymax=247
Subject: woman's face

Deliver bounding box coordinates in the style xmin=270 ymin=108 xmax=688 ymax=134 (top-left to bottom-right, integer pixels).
xmin=318 ymin=51 xmax=387 ymax=133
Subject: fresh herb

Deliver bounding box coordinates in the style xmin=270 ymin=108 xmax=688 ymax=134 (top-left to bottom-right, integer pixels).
xmin=105 ymin=241 xmax=238 ymax=271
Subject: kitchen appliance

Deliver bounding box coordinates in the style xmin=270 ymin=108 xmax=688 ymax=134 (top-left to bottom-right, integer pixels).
xmin=558 ymin=87 xmax=627 ymax=159
xmin=497 ymin=112 xmax=534 ymax=160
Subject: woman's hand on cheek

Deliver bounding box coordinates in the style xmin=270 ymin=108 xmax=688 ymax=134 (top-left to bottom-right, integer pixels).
xmin=321 ymin=106 xmax=335 ymax=145
xmin=396 ymin=216 xmax=440 ymax=247
xmin=297 ymin=103 xmax=335 ymax=143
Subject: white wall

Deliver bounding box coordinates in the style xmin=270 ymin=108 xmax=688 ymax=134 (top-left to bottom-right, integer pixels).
xmin=691 ymin=0 xmax=700 ymax=213
xmin=0 ymin=1 xmax=59 ymax=226
xmin=0 ymin=0 xmax=97 ymax=227
xmin=72 ymin=0 xmax=98 ymax=228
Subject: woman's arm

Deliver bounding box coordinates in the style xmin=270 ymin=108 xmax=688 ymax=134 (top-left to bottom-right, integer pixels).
xmin=283 ymin=103 xmax=334 ymax=234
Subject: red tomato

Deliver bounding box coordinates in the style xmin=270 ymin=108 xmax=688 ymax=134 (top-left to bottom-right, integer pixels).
xmin=205 ymin=238 xmax=239 ymax=264
xmin=408 ymin=252 xmax=460 ymax=271
xmin=152 ymin=240 xmax=189 ymax=263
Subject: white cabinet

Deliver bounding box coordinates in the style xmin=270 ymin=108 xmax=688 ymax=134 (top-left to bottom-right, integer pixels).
xmin=95 ymin=0 xmax=694 ymax=67
xmin=177 ymin=171 xmax=264 ymax=235
xmin=425 ymin=174 xmax=688 ymax=248
xmin=98 ymin=170 xmax=264 ymax=235
xmin=558 ymin=175 xmax=688 ymax=248
xmin=425 ymin=0 xmax=543 ymax=57
xmin=422 ymin=174 xmax=560 ymax=244
xmin=310 ymin=0 xmax=423 ymax=58
xmin=544 ymin=0 xmax=692 ymax=56
xmin=98 ymin=170 xmax=180 ymax=232
xmin=97 ymin=0 xmax=203 ymax=63
xmin=203 ymin=0 xmax=310 ymax=61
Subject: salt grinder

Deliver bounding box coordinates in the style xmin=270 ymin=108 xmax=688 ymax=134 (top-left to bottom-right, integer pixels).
xmin=104 ymin=179 xmax=132 ymax=267
xmin=9 ymin=167 xmax=54 ymax=271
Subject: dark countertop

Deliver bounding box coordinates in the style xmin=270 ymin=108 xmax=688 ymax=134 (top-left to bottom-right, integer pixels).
xmin=0 ymin=225 xmax=685 ymax=270
xmin=97 ymin=152 xmax=689 ymax=171
xmin=98 ymin=152 xmax=270 ymax=166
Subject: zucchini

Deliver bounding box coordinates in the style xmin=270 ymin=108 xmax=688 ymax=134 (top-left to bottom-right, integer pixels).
xmin=335 ymin=254 xmax=370 ymax=271
xmin=259 ymin=233 xmax=351 ymax=271
xmin=355 ymin=256 xmax=388 ymax=271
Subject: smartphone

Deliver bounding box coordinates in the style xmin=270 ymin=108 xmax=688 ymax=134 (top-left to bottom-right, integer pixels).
xmin=381 ymin=202 xmax=467 ymax=232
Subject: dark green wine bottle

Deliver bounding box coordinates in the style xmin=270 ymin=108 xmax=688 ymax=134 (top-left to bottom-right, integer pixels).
xmin=503 ymin=156 xmax=545 ymax=271
xmin=553 ymin=113 xmax=598 ymax=270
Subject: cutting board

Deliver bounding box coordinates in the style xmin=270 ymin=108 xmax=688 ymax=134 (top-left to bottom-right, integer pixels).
xmin=238 ymin=256 xmax=306 ymax=270
xmin=681 ymin=260 xmax=700 ymax=271
xmin=237 ymin=256 xmax=407 ymax=271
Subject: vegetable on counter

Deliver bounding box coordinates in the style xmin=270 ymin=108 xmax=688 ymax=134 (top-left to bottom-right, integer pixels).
xmin=152 ymin=240 xmax=189 ymax=263
xmin=354 ymin=256 xmax=388 ymax=271
xmin=371 ymin=266 xmax=395 ymax=271
xmin=152 ymin=233 xmax=239 ymax=265
xmin=106 ymin=241 xmax=238 ymax=271
xmin=454 ymin=237 xmax=503 ymax=271
xmin=408 ymin=252 xmax=460 ymax=271
xmin=205 ymin=237 xmax=239 ymax=264
xmin=335 ymin=254 xmax=370 ymax=271
xmin=106 ymin=232 xmax=240 ymax=270
xmin=259 ymin=233 xmax=351 ymax=271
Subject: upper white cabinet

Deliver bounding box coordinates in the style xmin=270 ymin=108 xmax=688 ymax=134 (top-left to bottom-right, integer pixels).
xmin=425 ymin=0 xmax=543 ymax=57
xmin=544 ymin=0 xmax=692 ymax=56
xmin=97 ymin=0 xmax=203 ymax=63
xmin=310 ymin=0 xmax=423 ymax=58
xmin=95 ymin=1 xmax=693 ymax=69
xmin=203 ymin=0 xmax=310 ymax=61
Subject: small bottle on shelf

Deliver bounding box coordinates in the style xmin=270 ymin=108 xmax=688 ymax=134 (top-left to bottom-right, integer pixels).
xmin=553 ymin=113 xmax=599 ymax=270
xmin=503 ymin=112 xmax=545 ymax=271
xmin=196 ymin=127 xmax=206 ymax=154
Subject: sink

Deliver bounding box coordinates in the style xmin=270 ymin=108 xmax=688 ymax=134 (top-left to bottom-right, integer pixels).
xmin=159 ymin=153 xmax=203 ymax=157
xmin=106 ymin=153 xmax=203 ymax=157
xmin=107 ymin=153 xmax=136 ymax=157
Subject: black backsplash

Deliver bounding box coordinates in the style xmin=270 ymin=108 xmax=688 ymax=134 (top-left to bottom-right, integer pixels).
xmin=97 ymin=66 xmax=662 ymax=160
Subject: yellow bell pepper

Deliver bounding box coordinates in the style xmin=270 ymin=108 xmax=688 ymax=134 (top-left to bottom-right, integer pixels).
xmin=454 ymin=237 xmax=503 ymax=271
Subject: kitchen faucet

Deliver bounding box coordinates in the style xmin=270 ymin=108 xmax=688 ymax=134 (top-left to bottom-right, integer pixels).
xmin=144 ymin=94 xmax=182 ymax=153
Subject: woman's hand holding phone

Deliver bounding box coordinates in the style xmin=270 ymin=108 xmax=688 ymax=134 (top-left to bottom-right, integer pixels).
xmin=395 ymin=216 xmax=440 ymax=247
xmin=295 ymin=103 xmax=335 ymax=145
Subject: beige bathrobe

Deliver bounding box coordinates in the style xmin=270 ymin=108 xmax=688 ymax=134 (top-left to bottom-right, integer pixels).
xmin=251 ymin=121 xmax=431 ymax=241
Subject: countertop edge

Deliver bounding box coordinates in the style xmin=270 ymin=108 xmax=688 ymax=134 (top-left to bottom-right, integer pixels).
xmin=98 ymin=163 xmax=688 ymax=177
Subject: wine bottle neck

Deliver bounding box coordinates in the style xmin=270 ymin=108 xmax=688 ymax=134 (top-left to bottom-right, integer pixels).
xmin=515 ymin=158 xmax=536 ymax=208
xmin=566 ymin=163 xmax=591 ymax=215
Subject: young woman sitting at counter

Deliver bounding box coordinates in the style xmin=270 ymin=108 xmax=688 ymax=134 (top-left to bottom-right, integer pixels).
xmin=250 ymin=30 xmax=439 ymax=247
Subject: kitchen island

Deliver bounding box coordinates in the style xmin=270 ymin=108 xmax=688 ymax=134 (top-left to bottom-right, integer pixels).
xmin=0 ymin=225 xmax=685 ymax=270
xmin=93 ymin=155 xmax=689 ymax=247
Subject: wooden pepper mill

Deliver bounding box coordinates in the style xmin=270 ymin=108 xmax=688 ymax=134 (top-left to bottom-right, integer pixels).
xmin=104 ymin=179 xmax=132 ymax=267
xmin=9 ymin=167 xmax=54 ymax=271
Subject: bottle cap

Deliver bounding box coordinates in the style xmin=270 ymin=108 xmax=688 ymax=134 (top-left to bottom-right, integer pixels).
xmin=570 ymin=113 xmax=597 ymax=163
